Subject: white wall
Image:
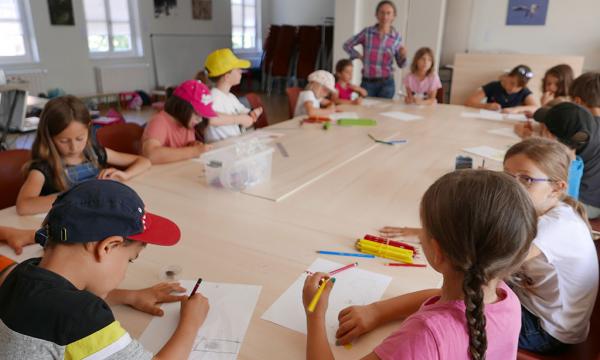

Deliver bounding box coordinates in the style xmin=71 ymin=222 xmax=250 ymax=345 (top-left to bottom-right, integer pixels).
xmin=4 ymin=0 xmax=233 ymax=95
xmin=442 ymin=0 xmax=600 ymax=70
xmin=266 ymin=0 xmax=334 ymax=25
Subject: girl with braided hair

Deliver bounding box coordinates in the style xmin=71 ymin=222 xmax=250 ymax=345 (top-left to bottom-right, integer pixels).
xmin=302 ymin=170 xmax=537 ymax=359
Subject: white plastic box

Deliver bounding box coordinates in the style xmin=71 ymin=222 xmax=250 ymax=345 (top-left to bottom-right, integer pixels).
xmin=200 ymin=142 xmax=274 ymax=191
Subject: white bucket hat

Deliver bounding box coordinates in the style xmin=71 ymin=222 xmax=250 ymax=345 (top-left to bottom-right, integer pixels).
xmin=308 ymin=70 xmax=337 ymax=93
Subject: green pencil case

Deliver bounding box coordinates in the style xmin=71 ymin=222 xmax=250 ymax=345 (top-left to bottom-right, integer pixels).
xmin=336 ymin=118 xmax=377 ymax=126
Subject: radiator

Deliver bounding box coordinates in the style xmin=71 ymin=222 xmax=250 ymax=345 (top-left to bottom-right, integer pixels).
xmin=94 ymin=63 xmax=151 ymax=94
xmin=4 ymin=69 xmax=49 ymax=96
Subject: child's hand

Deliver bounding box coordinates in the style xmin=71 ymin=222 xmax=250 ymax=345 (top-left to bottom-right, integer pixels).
xmin=249 ymin=107 xmax=263 ymax=124
xmin=302 ymin=273 xmax=334 ymax=317
xmin=379 ymin=226 xmax=421 ymax=238
xmin=335 ymin=304 xmax=380 ymax=345
xmin=189 ymin=142 xmax=211 ymax=157
xmin=501 ymin=107 xmax=519 ymax=114
xmin=485 ymin=103 xmax=501 ymax=111
xmin=239 ymin=115 xmax=255 ymax=127
xmin=358 ymin=88 xmax=368 ymax=98
xmin=127 ymin=282 xmax=187 ymax=316
xmin=180 ymin=293 xmax=210 ymax=330
xmin=404 ymin=96 xmax=415 ymax=104
xmin=514 ymin=122 xmax=533 ymax=139
xmin=2 ymin=228 xmax=34 ymax=255
xmin=541 ymin=91 xmax=555 ymax=105
xmin=98 ymin=168 xmax=129 ymax=181
xmin=352 ymin=97 xmax=363 ymax=105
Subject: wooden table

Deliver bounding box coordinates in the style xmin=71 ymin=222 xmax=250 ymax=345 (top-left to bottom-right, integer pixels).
xmin=0 ymin=100 xmax=519 ymax=359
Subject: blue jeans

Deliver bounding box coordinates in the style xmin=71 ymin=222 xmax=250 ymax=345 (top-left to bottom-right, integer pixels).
xmin=361 ymin=78 xmax=395 ymax=99
xmin=519 ymin=306 xmax=568 ymax=354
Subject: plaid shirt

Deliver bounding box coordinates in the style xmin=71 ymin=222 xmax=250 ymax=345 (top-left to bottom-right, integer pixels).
xmin=343 ymin=25 xmax=406 ymax=79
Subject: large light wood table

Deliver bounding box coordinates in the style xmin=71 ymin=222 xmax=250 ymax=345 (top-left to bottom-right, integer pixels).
xmin=0 ymin=100 xmax=520 ymax=359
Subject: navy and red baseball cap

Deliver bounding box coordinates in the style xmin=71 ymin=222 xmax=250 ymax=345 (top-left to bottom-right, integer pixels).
xmin=35 ymin=180 xmax=180 ymax=247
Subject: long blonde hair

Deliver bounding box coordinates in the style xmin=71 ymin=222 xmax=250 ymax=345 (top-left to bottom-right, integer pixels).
xmin=504 ymin=137 xmax=589 ymax=228
xmin=30 ymin=96 xmax=99 ymax=191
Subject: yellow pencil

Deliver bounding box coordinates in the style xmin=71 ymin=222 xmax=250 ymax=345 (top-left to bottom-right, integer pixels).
xmin=308 ymin=278 xmax=334 ymax=313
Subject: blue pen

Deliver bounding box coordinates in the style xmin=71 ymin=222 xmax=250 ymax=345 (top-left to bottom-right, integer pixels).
xmin=388 ymin=140 xmax=407 ymax=144
xmin=317 ymin=251 xmax=375 ymax=258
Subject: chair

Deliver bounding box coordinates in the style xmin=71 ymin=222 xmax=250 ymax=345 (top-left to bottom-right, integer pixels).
xmin=261 ymin=25 xmax=281 ymax=91
xmin=244 ymin=93 xmax=269 ymax=129
xmin=267 ymin=25 xmax=298 ymax=94
xmin=0 ymin=150 xmax=31 ymax=210
xmin=96 ymin=123 xmax=144 ymax=155
xmin=285 ymin=87 xmax=302 ymax=119
xmin=517 ymin=239 xmax=600 ymax=360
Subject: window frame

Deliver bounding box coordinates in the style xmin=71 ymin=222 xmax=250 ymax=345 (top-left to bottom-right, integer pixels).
xmin=231 ymin=0 xmax=262 ymax=54
xmin=83 ymin=0 xmax=143 ymax=59
xmin=0 ymin=0 xmax=40 ymax=65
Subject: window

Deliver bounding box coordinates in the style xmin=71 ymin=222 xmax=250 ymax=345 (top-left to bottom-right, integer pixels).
xmin=231 ymin=0 xmax=261 ymax=52
xmin=83 ymin=0 xmax=142 ymax=57
xmin=0 ymin=0 xmax=38 ymax=64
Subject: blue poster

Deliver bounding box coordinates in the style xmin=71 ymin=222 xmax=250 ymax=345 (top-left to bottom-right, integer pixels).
xmin=506 ymin=0 xmax=549 ymax=25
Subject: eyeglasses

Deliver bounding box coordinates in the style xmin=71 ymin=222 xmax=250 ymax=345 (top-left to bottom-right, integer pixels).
xmin=505 ymin=172 xmax=554 ymax=187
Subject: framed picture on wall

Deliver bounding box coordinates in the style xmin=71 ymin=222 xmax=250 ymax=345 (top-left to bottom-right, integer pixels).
xmin=506 ymin=0 xmax=549 ymax=25
xmin=154 ymin=0 xmax=178 ymax=18
xmin=48 ymin=0 xmax=75 ymax=26
xmin=192 ymin=0 xmax=212 ymax=20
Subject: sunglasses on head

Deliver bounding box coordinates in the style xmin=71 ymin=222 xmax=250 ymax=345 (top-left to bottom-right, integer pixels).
xmin=516 ymin=66 xmax=534 ymax=79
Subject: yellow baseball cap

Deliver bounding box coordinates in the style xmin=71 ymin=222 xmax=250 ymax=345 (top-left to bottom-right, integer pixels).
xmin=204 ymin=48 xmax=251 ymax=77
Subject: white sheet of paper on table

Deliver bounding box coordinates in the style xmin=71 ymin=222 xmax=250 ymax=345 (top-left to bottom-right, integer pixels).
xmin=0 ymin=244 xmax=43 ymax=263
xmin=329 ymin=112 xmax=359 ymax=122
xmin=487 ymin=127 xmax=520 ymax=140
xmin=460 ymin=110 xmax=504 ymax=121
xmin=261 ymin=258 xmax=392 ymax=344
xmin=139 ymin=281 xmax=261 ymax=360
xmin=379 ymin=111 xmax=423 ymax=121
xmin=361 ymin=99 xmax=381 ymax=107
xmin=463 ymin=146 xmax=507 ymax=162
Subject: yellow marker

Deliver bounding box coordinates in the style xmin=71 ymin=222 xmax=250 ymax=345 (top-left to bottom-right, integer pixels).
xmin=344 ymin=343 xmax=353 ymax=350
xmin=308 ymin=278 xmax=334 ymax=313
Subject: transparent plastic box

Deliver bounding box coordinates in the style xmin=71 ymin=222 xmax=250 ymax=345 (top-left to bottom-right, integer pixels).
xmin=200 ymin=141 xmax=274 ymax=191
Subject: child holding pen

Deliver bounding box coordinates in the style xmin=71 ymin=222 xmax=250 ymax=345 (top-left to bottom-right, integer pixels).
xmin=303 ymin=170 xmax=537 ymax=359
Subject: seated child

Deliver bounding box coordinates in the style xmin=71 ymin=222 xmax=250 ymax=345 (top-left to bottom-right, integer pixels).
xmin=465 ymin=64 xmax=538 ymax=114
xmin=16 ymin=96 xmax=151 ymax=215
xmin=294 ymin=70 xmax=337 ymax=117
xmin=571 ymin=72 xmax=600 ymax=117
xmin=203 ymin=48 xmax=263 ymax=143
xmin=504 ymin=138 xmax=598 ymax=354
xmin=403 ymin=47 xmax=442 ymax=105
xmin=0 ymin=180 xmax=209 ymax=359
xmin=533 ymin=102 xmax=600 ymax=218
xmin=142 ymin=80 xmax=215 ymax=164
xmin=540 ymin=64 xmax=574 ymax=106
xmin=303 ymin=170 xmax=537 ymax=359
xmin=333 ymin=59 xmax=367 ymax=105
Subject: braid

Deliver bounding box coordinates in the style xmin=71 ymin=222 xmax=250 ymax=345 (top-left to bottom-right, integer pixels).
xmin=463 ymin=266 xmax=488 ymax=360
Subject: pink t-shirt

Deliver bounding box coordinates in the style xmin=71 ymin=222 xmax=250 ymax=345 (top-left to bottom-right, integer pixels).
xmin=142 ymin=110 xmax=195 ymax=148
xmin=335 ymin=82 xmax=354 ymax=100
xmin=403 ymin=73 xmax=442 ymax=98
xmin=374 ymin=282 xmax=521 ymax=360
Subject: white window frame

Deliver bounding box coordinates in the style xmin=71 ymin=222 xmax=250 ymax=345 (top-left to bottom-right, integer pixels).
xmin=83 ymin=0 xmax=143 ymax=59
xmin=231 ymin=0 xmax=262 ymax=54
xmin=0 ymin=0 xmax=40 ymax=65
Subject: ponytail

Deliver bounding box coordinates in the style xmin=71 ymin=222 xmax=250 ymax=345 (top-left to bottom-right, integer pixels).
xmin=463 ymin=266 xmax=488 ymax=360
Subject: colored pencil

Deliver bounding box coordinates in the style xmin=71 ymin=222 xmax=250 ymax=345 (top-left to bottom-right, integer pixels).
xmin=305 ymin=262 xmax=358 ymax=276
xmin=363 ymin=234 xmax=417 ymax=252
xmin=317 ymin=251 xmax=375 ymax=258
xmin=189 ymin=278 xmax=203 ymax=299
xmin=385 ymin=263 xmax=427 ymax=268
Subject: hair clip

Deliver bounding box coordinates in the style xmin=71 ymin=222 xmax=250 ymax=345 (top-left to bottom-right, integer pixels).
xmin=517 ymin=66 xmax=534 ymax=79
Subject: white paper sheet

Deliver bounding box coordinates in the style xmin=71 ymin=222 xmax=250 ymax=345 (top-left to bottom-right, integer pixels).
xmin=379 ymin=111 xmax=423 ymax=121
xmin=139 ymin=281 xmax=261 ymax=360
xmin=487 ymin=127 xmax=520 ymax=140
xmin=261 ymin=258 xmax=392 ymax=344
xmin=329 ymin=112 xmax=359 ymax=122
xmin=360 ymin=99 xmax=381 ymax=107
xmin=460 ymin=110 xmax=504 ymax=121
xmin=505 ymin=113 xmax=528 ymax=121
xmin=463 ymin=146 xmax=507 ymax=162
xmin=0 ymin=243 xmax=43 ymax=263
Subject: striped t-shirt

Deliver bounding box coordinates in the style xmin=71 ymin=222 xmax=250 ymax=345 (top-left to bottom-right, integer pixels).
xmin=0 ymin=258 xmax=152 ymax=360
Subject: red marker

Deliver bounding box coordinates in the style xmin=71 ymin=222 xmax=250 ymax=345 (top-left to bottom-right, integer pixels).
xmin=364 ymin=234 xmax=417 ymax=252
xmin=305 ymin=262 xmax=359 ymax=277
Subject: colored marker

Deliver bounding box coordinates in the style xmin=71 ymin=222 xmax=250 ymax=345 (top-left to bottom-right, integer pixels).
xmin=305 ymin=262 xmax=358 ymax=276
xmin=385 ymin=263 xmax=427 ymax=268
xmin=388 ymin=139 xmax=407 ymax=144
xmin=308 ymin=277 xmax=335 ymax=312
xmin=189 ymin=278 xmax=203 ymax=298
xmin=317 ymin=251 xmax=375 ymax=258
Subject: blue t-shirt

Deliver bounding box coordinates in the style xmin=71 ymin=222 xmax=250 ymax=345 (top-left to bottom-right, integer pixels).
xmin=568 ymin=156 xmax=584 ymax=200
xmin=482 ymin=81 xmax=532 ymax=108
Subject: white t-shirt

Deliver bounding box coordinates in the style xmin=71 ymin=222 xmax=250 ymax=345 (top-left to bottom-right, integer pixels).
xmin=204 ymin=88 xmax=250 ymax=143
xmin=513 ymin=202 xmax=599 ymax=344
xmin=294 ymin=90 xmax=320 ymax=117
